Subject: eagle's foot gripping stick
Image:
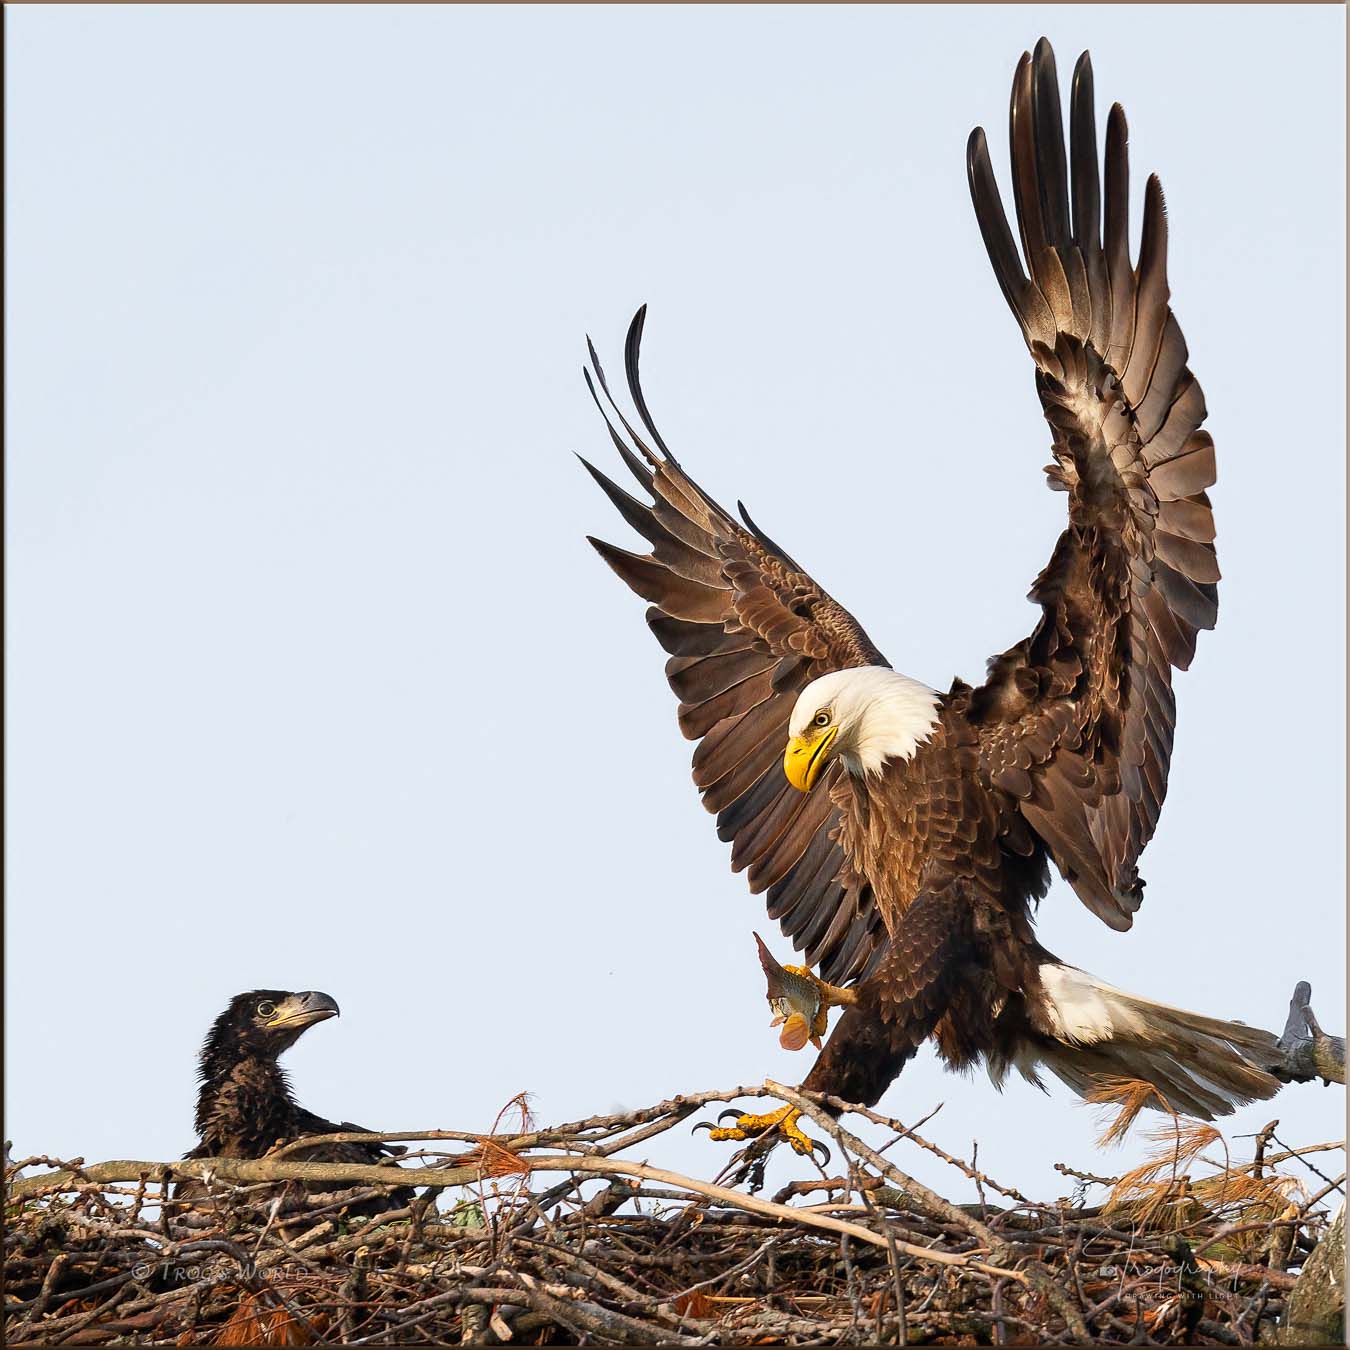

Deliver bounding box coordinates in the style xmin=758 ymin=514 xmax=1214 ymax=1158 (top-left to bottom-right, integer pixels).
xmin=694 ymin=1104 xmax=830 ymax=1166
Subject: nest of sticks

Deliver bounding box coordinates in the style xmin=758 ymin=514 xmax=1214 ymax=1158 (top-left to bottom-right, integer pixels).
xmin=5 ymin=1082 xmax=1343 ymax=1346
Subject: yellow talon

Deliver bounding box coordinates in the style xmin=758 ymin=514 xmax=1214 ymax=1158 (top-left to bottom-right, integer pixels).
xmin=707 ymin=1125 xmax=749 ymax=1143
xmin=706 ymin=1105 xmax=818 ymax=1156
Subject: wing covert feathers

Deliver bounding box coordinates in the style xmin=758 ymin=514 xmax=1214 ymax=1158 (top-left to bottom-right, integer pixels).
xmin=584 ymin=309 xmax=889 ymax=986
xmin=587 ymin=41 xmax=1219 ymax=955
xmin=967 ymin=40 xmax=1218 ymax=930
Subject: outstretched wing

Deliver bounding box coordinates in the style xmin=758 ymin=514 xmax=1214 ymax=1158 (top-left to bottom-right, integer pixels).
xmin=583 ymin=308 xmax=889 ymax=985
xmin=967 ymin=40 xmax=1219 ymax=930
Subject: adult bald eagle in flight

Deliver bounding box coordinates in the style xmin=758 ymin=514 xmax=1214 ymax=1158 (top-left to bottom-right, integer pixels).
xmin=582 ymin=41 xmax=1290 ymax=1157
xmin=175 ymin=990 xmax=411 ymax=1217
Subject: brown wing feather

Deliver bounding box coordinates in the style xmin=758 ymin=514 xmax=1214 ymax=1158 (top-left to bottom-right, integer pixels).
xmin=585 ymin=309 xmax=889 ymax=985
xmin=967 ymin=41 xmax=1218 ymax=930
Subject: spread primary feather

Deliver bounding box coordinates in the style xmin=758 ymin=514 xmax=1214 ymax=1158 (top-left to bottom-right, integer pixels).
xmin=583 ymin=39 xmax=1283 ymax=1125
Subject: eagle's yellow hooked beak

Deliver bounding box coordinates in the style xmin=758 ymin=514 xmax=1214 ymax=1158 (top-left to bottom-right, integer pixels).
xmin=783 ymin=726 xmax=838 ymax=792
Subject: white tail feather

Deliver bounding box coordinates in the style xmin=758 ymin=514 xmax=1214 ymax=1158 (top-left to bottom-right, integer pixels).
xmin=991 ymin=963 xmax=1284 ymax=1121
xmin=1038 ymin=964 xmax=1147 ymax=1044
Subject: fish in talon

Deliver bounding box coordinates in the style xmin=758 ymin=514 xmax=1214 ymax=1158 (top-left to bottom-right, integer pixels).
xmin=755 ymin=932 xmax=856 ymax=1050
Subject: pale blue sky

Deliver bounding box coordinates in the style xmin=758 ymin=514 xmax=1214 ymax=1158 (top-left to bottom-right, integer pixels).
xmin=7 ymin=4 xmax=1345 ymax=1203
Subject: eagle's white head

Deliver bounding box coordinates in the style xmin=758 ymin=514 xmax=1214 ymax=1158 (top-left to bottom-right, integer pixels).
xmin=784 ymin=666 xmax=941 ymax=790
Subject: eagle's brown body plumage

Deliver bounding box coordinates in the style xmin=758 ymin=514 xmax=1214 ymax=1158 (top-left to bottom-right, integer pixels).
xmin=583 ymin=40 xmax=1285 ymax=1125
xmin=815 ymin=690 xmax=1053 ymax=1093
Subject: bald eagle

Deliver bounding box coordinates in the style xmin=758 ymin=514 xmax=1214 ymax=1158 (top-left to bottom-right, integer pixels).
xmin=175 ymin=990 xmax=411 ymax=1217
xmin=582 ymin=40 xmax=1289 ymax=1157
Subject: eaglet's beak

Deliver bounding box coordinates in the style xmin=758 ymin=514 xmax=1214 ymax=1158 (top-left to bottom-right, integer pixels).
xmin=267 ymin=991 xmax=340 ymax=1031
xmin=783 ymin=725 xmax=838 ymax=792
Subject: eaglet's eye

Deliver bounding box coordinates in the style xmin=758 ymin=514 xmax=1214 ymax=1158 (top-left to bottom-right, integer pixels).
xmin=256 ymin=1000 xmax=276 ymax=1019
xmin=813 ymin=711 xmax=831 ymax=728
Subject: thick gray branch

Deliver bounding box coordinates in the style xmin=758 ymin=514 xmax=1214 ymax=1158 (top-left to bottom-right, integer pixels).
xmin=1271 ymin=983 xmax=1345 ymax=1086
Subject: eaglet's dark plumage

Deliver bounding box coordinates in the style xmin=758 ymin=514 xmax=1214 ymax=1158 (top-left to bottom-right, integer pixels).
xmin=582 ymin=40 xmax=1291 ymax=1160
xmin=174 ymin=990 xmax=412 ymax=1218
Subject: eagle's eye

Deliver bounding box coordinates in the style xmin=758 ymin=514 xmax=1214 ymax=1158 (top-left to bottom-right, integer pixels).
xmin=256 ymin=1000 xmax=276 ymax=1020
xmin=813 ymin=711 xmax=831 ymax=728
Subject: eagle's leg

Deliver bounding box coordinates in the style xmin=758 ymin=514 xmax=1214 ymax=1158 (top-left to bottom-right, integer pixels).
xmin=800 ymin=886 xmax=964 ymax=1105
xmin=700 ymin=888 xmax=965 ymax=1188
